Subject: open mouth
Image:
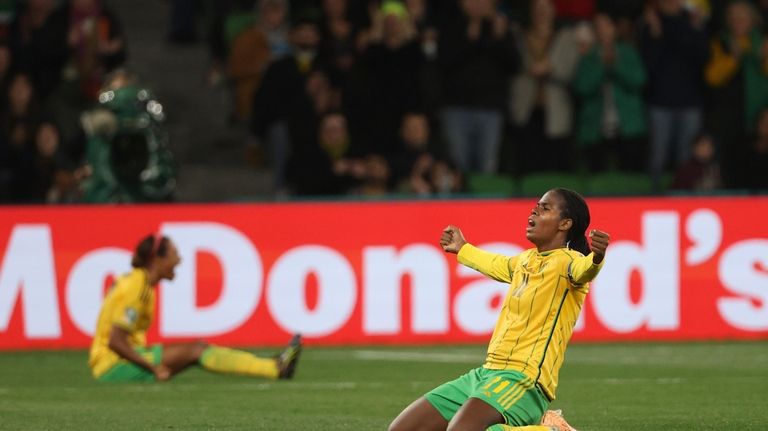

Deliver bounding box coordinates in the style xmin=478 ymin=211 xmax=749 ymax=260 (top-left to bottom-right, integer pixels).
xmin=527 ymin=218 xmax=535 ymax=232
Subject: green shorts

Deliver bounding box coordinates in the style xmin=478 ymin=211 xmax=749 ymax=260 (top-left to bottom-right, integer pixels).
xmin=98 ymin=345 xmax=163 ymax=382
xmin=424 ymin=367 xmax=549 ymax=426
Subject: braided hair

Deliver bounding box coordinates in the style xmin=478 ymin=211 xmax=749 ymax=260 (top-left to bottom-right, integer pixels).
xmin=552 ymin=188 xmax=591 ymax=255
xmin=131 ymin=234 xmax=169 ymax=268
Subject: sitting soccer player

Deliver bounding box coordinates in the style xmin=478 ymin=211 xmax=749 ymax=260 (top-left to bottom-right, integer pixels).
xmin=389 ymin=188 xmax=611 ymax=431
xmin=88 ymin=234 xmax=301 ymax=382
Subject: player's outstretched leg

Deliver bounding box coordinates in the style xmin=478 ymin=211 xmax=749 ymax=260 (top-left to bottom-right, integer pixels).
xmin=162 ymin=341 xmax=209 ymax=376
xmin=199 ymin=334 xmax=302 ymax=379
xmin=388 ymin=397 xmax=449 ymax=431
xmin=199 ymin=345 xmax=280 ymax=378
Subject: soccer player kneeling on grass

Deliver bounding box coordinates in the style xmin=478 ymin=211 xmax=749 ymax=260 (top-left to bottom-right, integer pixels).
xmin=88 ymin=234 xmax=302 ymax=382
xmin=389 ymin=188 xmax=611 ymax=431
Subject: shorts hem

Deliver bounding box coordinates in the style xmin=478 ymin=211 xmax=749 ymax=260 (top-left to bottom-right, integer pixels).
xmin=424 ymin=393 xmax=456 ymax=422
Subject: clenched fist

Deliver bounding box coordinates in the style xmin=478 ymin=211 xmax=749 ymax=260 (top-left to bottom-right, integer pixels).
xmin=440 ymin=225 xmax=467 ymax=254
xmin=589 ymin=229 xmax=610 ymax=264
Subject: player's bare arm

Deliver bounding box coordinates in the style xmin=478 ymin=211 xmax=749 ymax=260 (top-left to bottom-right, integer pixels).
xmin=440 ymin=225 xmax=467 ymax=254
xmin=589 ymin=229 xmax=610 ymax=264
xmin=108 ymin=325 xmax=169 ymax=381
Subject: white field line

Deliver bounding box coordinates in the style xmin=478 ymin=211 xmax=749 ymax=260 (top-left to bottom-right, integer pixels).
xmin=567 ymin=355 xmax=768 ymax=370
xmin=312 ymin=349 xmax=768 ymax=372
xmin=349 ymin=350 xmax=484 ymax=363
xmin=10 ymin=376 xmax=765 ymax=395
xmin=119 ymin=380 xmax=431 ymax=393
xmin=587 ymin=377 xmax=684 ymax=385
xmin=0 ymin=382 xmax=393 ymax=394
xmin=0 ymin=377 xmax=686 ymax=396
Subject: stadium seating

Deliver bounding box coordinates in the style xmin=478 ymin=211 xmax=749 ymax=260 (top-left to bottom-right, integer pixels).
xmin=519 ymin=172 xmax=587 ymax=197
xmin=586 ymin=172 xmax=653 ymax=196
xmin=467 ymin=174 xmax=517 ymax=196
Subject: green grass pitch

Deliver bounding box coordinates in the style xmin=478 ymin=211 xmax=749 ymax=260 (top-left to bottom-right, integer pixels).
xmin=1 ymin=341 xmax=766 ymax=430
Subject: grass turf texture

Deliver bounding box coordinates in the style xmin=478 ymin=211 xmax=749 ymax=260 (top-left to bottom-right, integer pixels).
xmin=0 ymin=341 xmax=766 ymax=430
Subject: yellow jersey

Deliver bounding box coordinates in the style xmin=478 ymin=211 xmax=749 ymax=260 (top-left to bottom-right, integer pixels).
xmin=88 ymin=268 xmax=156 ymax=378
xmin=458 ymin=244 xmax=603 ymax=401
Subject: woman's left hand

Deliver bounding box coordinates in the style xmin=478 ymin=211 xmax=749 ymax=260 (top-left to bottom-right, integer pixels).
xmin=589 ymin=230 xmax=610 ymax=264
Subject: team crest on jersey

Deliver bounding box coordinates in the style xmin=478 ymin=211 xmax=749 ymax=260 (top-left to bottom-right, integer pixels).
xmin=124 ymin=307 xmax=138 ymax=325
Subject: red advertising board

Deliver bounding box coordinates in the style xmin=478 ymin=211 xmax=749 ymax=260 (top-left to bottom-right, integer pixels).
xmin=1 ymin=197 xmax=767 ymax=349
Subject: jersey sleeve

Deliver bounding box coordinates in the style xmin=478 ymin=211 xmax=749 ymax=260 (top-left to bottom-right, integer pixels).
xmin=457 ymin=244 xmax=519 ymax=283
xmin=568 ymin=252 xmax=605 ymax=286
xmin=112 ymin=286 xmax=149 ymax=333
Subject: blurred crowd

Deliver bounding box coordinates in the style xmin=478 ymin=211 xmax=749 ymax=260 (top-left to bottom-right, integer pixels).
xmin=213 ymin=0 xmax=768 ymax=196
xmin=0 ymin=0 xmax=125 ymax=203
xmin=2 ymin=0 xmax=768 ymax=204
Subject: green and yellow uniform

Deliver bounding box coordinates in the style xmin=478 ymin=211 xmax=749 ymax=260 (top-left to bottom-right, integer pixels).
xmin=89 ymin=268 xmax=281 ymax=382
xmin=426 ymin=244 xmax=604 ymax=425
xmin=88 ymin=269 xmax=160 ymax=381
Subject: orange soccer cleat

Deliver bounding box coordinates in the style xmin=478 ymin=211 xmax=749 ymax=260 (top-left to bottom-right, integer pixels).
xmin=540 ymin=409 xmax=578 ymax=431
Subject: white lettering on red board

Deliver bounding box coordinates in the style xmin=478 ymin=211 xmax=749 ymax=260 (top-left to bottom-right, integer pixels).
xmin=592 ymin=212 xmax=680 ymax=333
xmin=1 ymin=209 xmax=767 ymax=343
xmin=0 ymin=225 xmax=60 ymax=338
xmin=66 ymin=248 xmax=131 ymax=335
xmin=718 ymin=240 xmax=768 ymax=331
xmin=161 ymin=223 xmax=263 ymax=337
xmin=268 ymin=245 xmax=357 ymax=337
xmin=363 ymin=244 xmax=449 ymax=335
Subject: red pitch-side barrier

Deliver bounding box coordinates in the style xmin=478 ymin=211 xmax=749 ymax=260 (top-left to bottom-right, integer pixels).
xmin=1 ymin=197 xmax=767 ymax=349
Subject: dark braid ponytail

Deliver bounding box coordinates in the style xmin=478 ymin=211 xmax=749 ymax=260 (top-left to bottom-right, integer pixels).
xmin=553 ymin=188 xmax=591 ymax=256
xmin=131 ymin=234 xmax=169 ymax=268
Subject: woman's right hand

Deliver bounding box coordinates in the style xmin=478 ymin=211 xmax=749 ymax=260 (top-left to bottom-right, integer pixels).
xmin=440 ymin=225 xmax=467 ymax=254
xmin=154 ymin=364 xmax=171 ymax=382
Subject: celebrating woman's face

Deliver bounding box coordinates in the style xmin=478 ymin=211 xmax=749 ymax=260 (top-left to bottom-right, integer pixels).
xmin=158 ymin=241 xmax=182 ymax=281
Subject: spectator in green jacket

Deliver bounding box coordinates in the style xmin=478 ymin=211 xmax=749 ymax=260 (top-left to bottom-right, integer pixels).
xmin=573 ymin=12 xmax=647 ymax=173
